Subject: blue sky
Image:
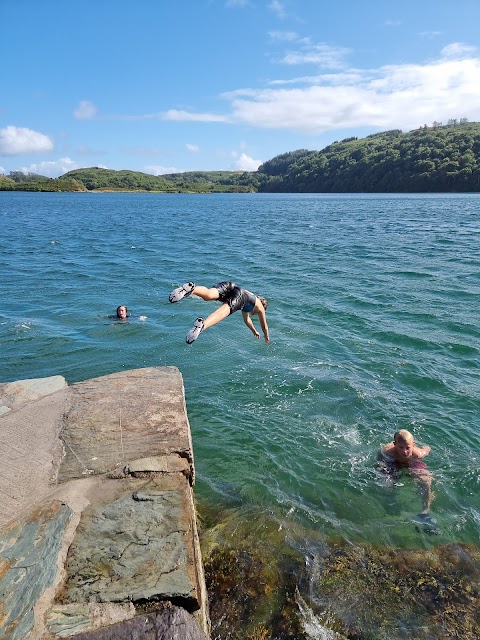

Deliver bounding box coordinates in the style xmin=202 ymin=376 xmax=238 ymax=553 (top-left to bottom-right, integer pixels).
xmin=1 ymin=0 xmax=480 ymax=177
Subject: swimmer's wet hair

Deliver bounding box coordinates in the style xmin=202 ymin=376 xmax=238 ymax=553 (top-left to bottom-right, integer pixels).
xmin=258 ymin=296 xmax=268 ymax=311
xmin=394 ymin=429 xmax=413 ymax=443
xmin=116 ymin=305 xmax=128 ymax=317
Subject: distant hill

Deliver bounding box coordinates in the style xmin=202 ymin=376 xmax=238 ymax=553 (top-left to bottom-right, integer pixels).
xmin=0 ymin=171 xmax=86 ymax=192
xmin=257 ymin=121 xmax=480 ymax=193
xmin=59 ymin=168 xmax=175 ymax=192
xmin=59 ymin=168 xmax=258 ymax=193
xmin=2 ymin=121 xmax=479 ymax=193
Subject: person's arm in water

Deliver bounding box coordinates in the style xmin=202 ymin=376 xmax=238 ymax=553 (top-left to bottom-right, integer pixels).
xmin=243 ymin=296 xmax=270 ymax=343
xmin=257 ymin=308 xmax=270 ymax=344
xmin=413 ymin=444 xmax=431 ymax=459
xmin=243 ymin=312 xmax=261 ymax=340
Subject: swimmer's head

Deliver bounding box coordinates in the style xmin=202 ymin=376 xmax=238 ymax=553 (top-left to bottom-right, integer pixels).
xmin=258 ymin=296 xmax=268 ymax=311
xmin=393 ymin=429 xmax=414 ymax=459
xmin=394 ymin=429 xmax=414 ymax=444
xmin=116 ymin=305 xmax=128 ymax=319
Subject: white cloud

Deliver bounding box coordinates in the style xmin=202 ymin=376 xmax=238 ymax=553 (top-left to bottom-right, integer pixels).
xmin=269 ymin=1 xmax=286 ymax=19
xmin=232 ymin=153 xmax=262 ymax=171
xmin=441 ymin=42 xmax=478 ymax=59
xmin=144 ymin=165 xmax=178 ymax=176
xmin=221 ymin=44 xmax=480 ymax=134
xmin=280 ymin=43 xmax=351 ymax=69
xmin=419 ymin=31 xmax=443 ymax=39
xmin=162 ymin=110 xmax=229 ymax=123
xmin=385 ymin=19 xmax=402 ymax=27
xmin=74 ymin=100 xmax=98 ymax=120
xmin=269 ymin=31 xmax=298 ymax=42
xmin=186 ymin=143 xmax=200 ymax=152
xmin=225 ymin=0 xmax=249 ymax=6
xmin=0 ymin=166 xmax=5 ymax=174
xmin=68 ymin=43 xmax=480 ymax=142
xmin=0 ymin=126 xmax=54 ymax=155
xmin=18 ymin=157 xmax=82 ymax=178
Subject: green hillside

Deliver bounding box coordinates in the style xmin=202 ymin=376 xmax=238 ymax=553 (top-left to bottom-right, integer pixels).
xmin=257 ymin=121 xmax=480 ymax=192
xmin=59 ymin=168 xmax=176 ymax=192
xmin=59 ymin=168 xmax=257 ymax=192
xmin=2 ymin=121 xmax=479 ymax=193
xmin=0 ymin=172 xmax=86 ymax=192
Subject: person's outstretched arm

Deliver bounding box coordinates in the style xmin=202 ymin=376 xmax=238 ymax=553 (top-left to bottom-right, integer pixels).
xmin=413 ymin=444 xmax=431 ymax=459
xmin=258 ymin=311 xmax=270 ymax=343
xmin=243 ymin=312 xmax=261 ymax=339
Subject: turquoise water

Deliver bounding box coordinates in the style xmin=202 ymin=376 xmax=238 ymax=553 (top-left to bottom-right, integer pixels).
xmin=1 ymin=191 xmax=479 ymax=552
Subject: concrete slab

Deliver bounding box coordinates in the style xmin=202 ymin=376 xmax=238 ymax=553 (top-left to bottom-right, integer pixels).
xmin=0 ymin=375 xmax=67 ymax=415
xmin=59 ymin=476 xmax=202 ymax=608
xmin=0 ymin=367 xmax=209 ymax=639
xmin=57 ymin=367 xmax=194 ymax=483
xmin=0 ymin=389 xmax=68 ymax=529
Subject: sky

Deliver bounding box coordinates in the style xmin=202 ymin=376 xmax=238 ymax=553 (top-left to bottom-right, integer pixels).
xmin=1 ymin=0 xmax=480 ymax=178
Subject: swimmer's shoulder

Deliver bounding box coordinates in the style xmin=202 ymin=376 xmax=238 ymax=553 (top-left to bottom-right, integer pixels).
xmin=379 ymin=443 xmax=395 ymax=460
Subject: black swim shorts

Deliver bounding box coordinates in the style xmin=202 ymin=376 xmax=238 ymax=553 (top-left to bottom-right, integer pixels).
xmin=213 ymin=281 xmax=250 ymax=314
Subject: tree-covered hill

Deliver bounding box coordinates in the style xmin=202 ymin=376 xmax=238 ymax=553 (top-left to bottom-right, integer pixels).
xmin=2 ymin=121 xmax=479 ymax=193
xmin=59 ymin=168 xmax=258 ymax=192
xmin=0 ymin=171 xmax=86 ymax=192
xmin=257 ymin=121 xmax=480 ymax=193
xmin=59 ymin=168 xmax=176 ymax=192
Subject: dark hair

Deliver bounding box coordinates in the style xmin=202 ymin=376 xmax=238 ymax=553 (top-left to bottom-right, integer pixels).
xmin=258 ymin=296 xmax=268 ymax=311
xmin=116 ymin=305 xmax=128 ymax=318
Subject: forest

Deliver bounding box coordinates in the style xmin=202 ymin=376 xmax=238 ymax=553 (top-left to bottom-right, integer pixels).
xmin=1 ymin=121 xmax=479 ymax=193
xmin=256 ymin=120 xmax=480 ymax=193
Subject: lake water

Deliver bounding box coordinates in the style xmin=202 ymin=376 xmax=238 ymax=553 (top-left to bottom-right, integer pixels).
xmin=1 ymin=191 xmax=479 ymax=627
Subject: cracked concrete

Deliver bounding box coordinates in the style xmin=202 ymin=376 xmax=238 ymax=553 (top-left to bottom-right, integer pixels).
xmin=0 ymin=368 xmax=209 ymax=640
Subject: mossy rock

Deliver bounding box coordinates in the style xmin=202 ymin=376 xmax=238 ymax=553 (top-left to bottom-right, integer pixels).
xmin=197 ymin=499 xmax=480 ymax=639
xmin=198 ymin=504 xmax=309 ymax=639
xmin=312 ymin=540 xmax=480 ymax=639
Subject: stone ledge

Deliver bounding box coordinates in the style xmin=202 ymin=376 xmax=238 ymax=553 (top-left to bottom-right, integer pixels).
xmin=0 ymin=375 xmax=67 ymax=415
xmin=0 ymin=368 xmax=209 ymax=640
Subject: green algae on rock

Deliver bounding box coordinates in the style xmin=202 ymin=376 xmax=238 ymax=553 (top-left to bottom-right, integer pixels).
xmin=198 ymin=500 xmax=480 ymax=640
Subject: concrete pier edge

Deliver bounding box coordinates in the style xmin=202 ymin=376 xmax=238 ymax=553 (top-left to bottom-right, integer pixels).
xmin=0 ymin=368 xmax=210 ymax=640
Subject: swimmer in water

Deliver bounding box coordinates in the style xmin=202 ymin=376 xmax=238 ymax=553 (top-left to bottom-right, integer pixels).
xmin=169 ymin=281 xmax=269 ymax=345
xmin=114 ymin=306 xmax=147 ymax=321
xmin=377 ymin=429 xmax=433 ymax=515
xmin=116 ymin=305 xmax=128 ymax=320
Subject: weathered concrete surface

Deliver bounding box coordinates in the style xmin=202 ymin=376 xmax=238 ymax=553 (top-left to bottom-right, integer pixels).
xmin=58 ymin=368 xmax=194 ymax=483
xmin=0 ymin=375 xmax=67 ymax=416
xmin=0 ymin=389 xmax=67 ymax=529
xmin=60 ymin=477 xmax=200 ymax=607
xmin=0 ymin=368 xmax=209 ymax=640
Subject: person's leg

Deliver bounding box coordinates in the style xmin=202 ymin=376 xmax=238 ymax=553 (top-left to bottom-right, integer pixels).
xmin=413 ymin=470 xmax=433 ymax=514
xmin=203 ymin=303 xmax=231 ymax=329
xmin=185 ymin=304 xmax=231 ymax=344
xmin=192 ymin=286 xmax=220 ymax=301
